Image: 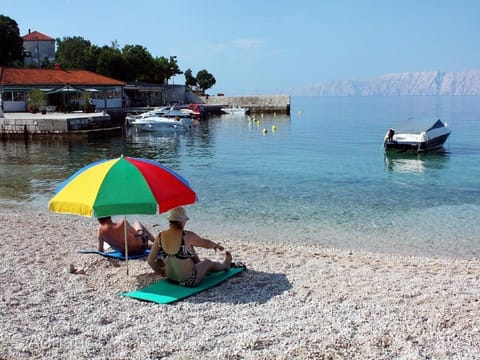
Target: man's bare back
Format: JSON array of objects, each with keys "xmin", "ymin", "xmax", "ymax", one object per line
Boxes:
[{"xmin": 97, "ymin": 217, "xmax": 154, "ymax": 255}]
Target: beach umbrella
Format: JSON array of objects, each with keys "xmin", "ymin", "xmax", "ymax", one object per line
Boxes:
[{"xmin": 48, "ymin": 155, "xmax": 197, "ymax": 274}]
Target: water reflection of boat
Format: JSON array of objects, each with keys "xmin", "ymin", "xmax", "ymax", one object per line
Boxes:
[
  {"xmin": 128, "ymin": 131, "xmax": 182, "ymax": 143},
  {"xmin": 130, "ymin": 116, "xmax": 192, "ymax": 132},
  {"xmin": 126, "ymin": 130, "xmax": 184, "ymax": 164},
  {"xmin": 384, "ymin": 151, "xmax": 449, "ymax": 173}
]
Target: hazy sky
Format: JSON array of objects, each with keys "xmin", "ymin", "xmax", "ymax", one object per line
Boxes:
[{"xmin": 3, "ymin": 0, "xmax": 479, "ymax": 95}]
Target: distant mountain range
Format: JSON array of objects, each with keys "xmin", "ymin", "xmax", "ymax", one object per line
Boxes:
[{"xmin": 296, "ymin": 71, "xmax": 480, "ymax": 96}]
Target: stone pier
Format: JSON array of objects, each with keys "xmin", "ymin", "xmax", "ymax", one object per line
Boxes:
[
  {"xmin": 202, "ymin": 95, "xmax": 290, "ymax": 114},
  {"xmin": 0, "ymin": 112, "xmax": 121, "ymax": 139}
]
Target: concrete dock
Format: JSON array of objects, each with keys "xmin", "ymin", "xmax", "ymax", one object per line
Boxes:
[
  {"xmin": 0, "ymin": 94, "xmax": 291, "ymax": 139},
  {"xmin": 0, "ymin": 112, "xmax": 121, "ymax": 139}
]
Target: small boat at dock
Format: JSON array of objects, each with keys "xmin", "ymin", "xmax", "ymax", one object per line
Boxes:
[{"xmin": 221, "ymin": 105, "xmax": 249, "ymax": 115}]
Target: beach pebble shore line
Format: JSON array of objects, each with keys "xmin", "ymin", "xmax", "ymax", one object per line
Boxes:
[{"xmin": 0, "ymin": 205, "xmax": 479, "ymax": 359}]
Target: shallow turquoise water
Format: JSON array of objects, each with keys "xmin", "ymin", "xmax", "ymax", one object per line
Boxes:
[{"xmin": 1, "ymin": 96, "xmax": 479, "ymax": 258}]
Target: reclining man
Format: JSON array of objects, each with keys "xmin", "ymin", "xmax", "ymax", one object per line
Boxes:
[{"xmin": 97, "ymin": 216, "xmax": 155, "ymax": 255}]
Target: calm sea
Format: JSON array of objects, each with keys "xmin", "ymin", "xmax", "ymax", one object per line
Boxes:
[{"xmin": 1, "ymin": 96, "xmax": 479, "ymax": 258}]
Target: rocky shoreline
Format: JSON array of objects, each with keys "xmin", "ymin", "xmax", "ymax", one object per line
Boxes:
[{"xmin": 1, "ymin": 204, "xmax": 479, "ymax": 359}]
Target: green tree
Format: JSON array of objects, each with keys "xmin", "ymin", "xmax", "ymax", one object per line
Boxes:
[
  {"xmin": 27, "ymin": 89, "xmax": 47, "ymax": 113},
  {"xmin": 151, "ymin": 56, "xmax": 170, "ymax": 84},
  {"xmin": 196, "ymin": 69, "xmax": 216, "ymax": 92},
  {"xmin": 55, "ymin": 36, "xmax": 99, "ymax": 71},
  {"xmin": 184, "ymin": 68, "xmax": 197, "ymax": 88},
  {"xmin": 122, "ymin": 44, "xmax": 155, "ymax": 82},
  {"xmin": 41, "ymin": 57, "xmax": 53, "ymax": 69},
  {"xmin": 0, "ymin": 15, "xmax": 23, "ymax": 66},
  {"xmin": 167, "ymin": 56, "xmax": 182, "ymax": 82},
  {"xmin": 151, "ymin": 55, "xmax": 183, "ymax": 84},
  {"xmin": 96, "ymin": 45, "xmax": 126, "ymax": 80}
]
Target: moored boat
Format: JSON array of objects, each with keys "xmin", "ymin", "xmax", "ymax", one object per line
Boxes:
[
  {"xmin": 384, "ymin": 119, "xmax": 451, "ymax": 153},
  {"xmin": 126, "ymin": 106, "xmax": 191, "ymax": 124},
  {"xmin": 221, "ymin": 105, "xmax": 249, "ymax": 115}
]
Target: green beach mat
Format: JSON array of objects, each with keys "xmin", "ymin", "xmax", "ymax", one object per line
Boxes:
[{"xmin": 119, "ymin": 267, "xmax": 245, "ymax": 304}]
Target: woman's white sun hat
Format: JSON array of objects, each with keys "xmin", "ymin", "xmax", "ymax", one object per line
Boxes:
[{"xmin": 168, "ymin": 206, "xmax": 189, "ymax": 222}]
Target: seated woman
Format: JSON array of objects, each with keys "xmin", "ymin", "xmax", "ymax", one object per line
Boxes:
[{"xmin": 147, "ymin": 207, "xmax": 232, "ymax": 287}]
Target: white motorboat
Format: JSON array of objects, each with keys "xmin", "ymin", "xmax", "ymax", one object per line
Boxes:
[
  {"xmin": 126, "ymin": 107, "xmax": 168, "ymax": 123},
  {"xmin": 221, "ymin": 105, "xmax": 249, "ymax": 115},
  {"xmin": 126, "ymin": 106, "xmax": 191, "ymax": 124},
  {"xmin": 383, "ymin": 119, "xmax": 451, "ymax": 153},
  {"xmin": 130, "ymin": 115, "xmax": 192, "ymax": 132}
]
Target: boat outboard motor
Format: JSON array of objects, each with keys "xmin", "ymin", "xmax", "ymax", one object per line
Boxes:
[{"xmin": 384, "ymin": 128, "xmax": 395, "ymax": 142}]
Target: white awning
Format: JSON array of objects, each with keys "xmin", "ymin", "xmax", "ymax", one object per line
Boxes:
[{"xmin": 47, "ymin": 85, "xmax": 85, "ymax": 94}]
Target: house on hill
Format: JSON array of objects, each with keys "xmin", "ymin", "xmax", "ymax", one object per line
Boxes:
[
  {"xmin": 0, "ymin": 65, "xmax": 125, "ymax": 113},
  {"xmin": 22, "ymin": 30, "xmax": 56, "ymax": 67}
]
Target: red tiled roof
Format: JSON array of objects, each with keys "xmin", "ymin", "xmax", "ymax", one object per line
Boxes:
[
  {"xmin": 0, "ymin": 67, "xmax": 125, "ymax": 86},
  {"xmin": 22, "ymin": 31, "xmax": 54, "ymax": 41}
]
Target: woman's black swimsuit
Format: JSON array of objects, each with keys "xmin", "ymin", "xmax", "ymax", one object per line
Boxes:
[{"xmin": 160, "ymin": 231, "xmax": 197, "ymax": 287}]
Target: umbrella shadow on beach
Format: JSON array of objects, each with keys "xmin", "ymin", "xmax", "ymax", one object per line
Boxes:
[{"xmin": 134, "ymin": 269, "xmax": 292, "ymax": 304}]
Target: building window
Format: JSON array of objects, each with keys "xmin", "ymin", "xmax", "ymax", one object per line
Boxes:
[
  {"xmin": 1, "ymin": 91, "xmax": 12, "ymax": 101},
  {"xmin": 13, "ymin": 92, "xmax": 25, "ymax": 101}
]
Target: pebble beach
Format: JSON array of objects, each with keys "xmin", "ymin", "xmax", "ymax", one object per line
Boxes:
[{"xmin": 1, "ymin": 204, "xmax": 479, "ymax": 359}]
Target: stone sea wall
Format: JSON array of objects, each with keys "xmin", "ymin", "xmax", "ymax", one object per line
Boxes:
[{"xmin": 202, "ymin": 95, "xmax": 291, "ymax": 114}]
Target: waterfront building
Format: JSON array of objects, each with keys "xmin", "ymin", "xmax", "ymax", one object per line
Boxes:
[
  {"xmin": 22, "ymin": 30, "xmax": 56, "ymax": 67},
  {"xmin": 0, "ymin": 65, "xmax": 125, "ymax": 113}
]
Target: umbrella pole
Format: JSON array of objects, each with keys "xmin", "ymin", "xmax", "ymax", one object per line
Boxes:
[{"xmin": 124, "ymin": 216, "xmax": 129, "ymax": 275}]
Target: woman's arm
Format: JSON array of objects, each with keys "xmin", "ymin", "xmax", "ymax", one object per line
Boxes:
[
  {"xmin": 147, "ymin": 235, "xmax": 164, "ymax": 274},
  {"xmin": 187, "ymin": 231, "xmax": 224, "ymax": 251}
]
